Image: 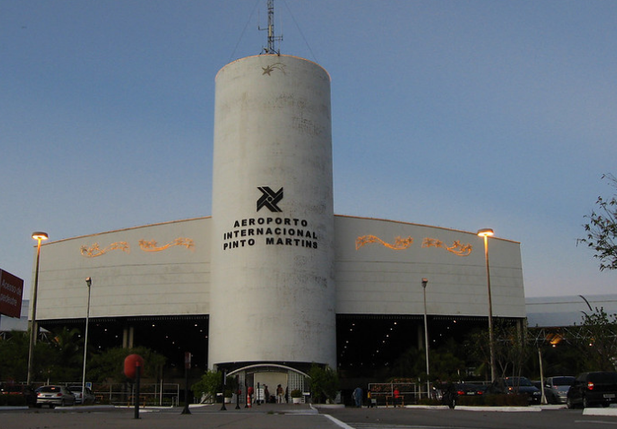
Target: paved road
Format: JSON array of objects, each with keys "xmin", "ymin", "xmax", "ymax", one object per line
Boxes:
[
  {"xmin": 325, "ymin": 405, "xmax": 617, "ymax": 429},
  {"xmin": 2, "ymin": 403, "xmax": 617, "ymax": 429},
  {"xmin": 0, "ymin": 403, "xmax": 341, "ymax": 429}
]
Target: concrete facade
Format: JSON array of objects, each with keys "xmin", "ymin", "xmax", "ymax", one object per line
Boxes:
[
  {"xmin": 31, "ymin": 214, "xmax": 525, "ymax": 325},
  {"xmin": 33, "ymin": 218, "xmax": 210, "ymax": 321},
  {"xmin": 334, "ymin": 216, "xmax": 524, "ymax": 318},
  {"xmin": 209, "ymin": 55, "xmax": 336, "ymax": 370}
]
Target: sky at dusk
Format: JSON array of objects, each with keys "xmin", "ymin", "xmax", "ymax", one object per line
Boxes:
[{"xmin": 2, "ymin": 0, "xmax": 616, "ymax": 301}]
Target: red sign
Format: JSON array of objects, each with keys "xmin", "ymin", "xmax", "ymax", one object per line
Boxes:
[{"xmin": 0, "ymin": 269, "xmax": 24, "ymax": 318}]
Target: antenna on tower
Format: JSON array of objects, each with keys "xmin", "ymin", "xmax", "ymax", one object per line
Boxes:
[{"xmin": 259, "ymin": 0, "xmax": 283, "ymax": 55}]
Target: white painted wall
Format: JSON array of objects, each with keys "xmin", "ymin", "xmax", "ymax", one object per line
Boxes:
[
  {"xmin": 209, "ymin": 54, "xmax": 336, "ymax": 369},
  {"xmin": 34, "ymin": 218, "xmax": 210, "ymax": 320},
  {"xmin": 334, "ymin": 215, "xmax": 526, "ymax": 318},
  {"xmin": 33, "ymin": 215, "xmax": 525, "ymax": 325}
]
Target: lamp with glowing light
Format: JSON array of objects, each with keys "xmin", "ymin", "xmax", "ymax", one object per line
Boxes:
[
  {"xmin": 477, "ymin": 228, "xmax": 496, "ymax": 382},
  {"xmin": 27, "ymin": 231, "xmax": 48, "ymax": 386}
]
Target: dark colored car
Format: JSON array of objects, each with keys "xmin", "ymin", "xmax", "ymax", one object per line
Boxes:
[
  {"xmin": 0, "ymin": 383, "xmax": 37, "ymax": 407},
  {"xmin": 488, "ymin": 376, "xmax": 542, "ymax": 404},
  {"xmin": 35, "ymin": 385, "xmax": 76, "ymax": 408},
  {"xmin": 566, "ymin": 371, "xmax": 617, "ymax": 408},
  {"xmin": 544, "ymin": 376, "xmax": 575, "ymax": 404},
  {"xmin": 454, "ymin": 383, "xmax": 485, "ymax": 397}
]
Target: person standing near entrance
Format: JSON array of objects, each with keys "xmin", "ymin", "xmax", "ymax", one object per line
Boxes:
[
  {"xmin": 353, "ymin": 386, "xmax": 363, "ymax": 407},
  {"xmin": 367, "ymin": 389, "xmax": 375, "ymax": 408},
  {"xmin": 276, "ymin": 384, "xmax": 284, "ymax": 403}
]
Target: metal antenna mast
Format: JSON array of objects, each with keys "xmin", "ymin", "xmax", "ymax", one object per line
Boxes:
[{"xmin": 259, "ymin": 0, "xmax": 283, "ymax": 54}]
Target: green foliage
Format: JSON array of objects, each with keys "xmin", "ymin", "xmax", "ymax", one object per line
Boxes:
[
  {"xmin": 464, "ymin": 321, "xmax": 531, "ymax": 380},
  {"xmin": 191, "ymin": 370, "xmax": 222, "ymax": 402},
  {"xmin": 388, "ymin": 338, "xmax": 466, "ymax": 383},
  {"xmin": 529, "ymin": 305, "xmax": 617, "ymax": 376},
  {"xmin": 580, "ymin": 173, "xmax": 617, "ymax": 271},
  {"xmin": 494, "ymin": 321, "xmax": 530, "ymax": 379},
  {"xmin": 290, "ymin": 389, "xmax": 302, "ymax": 398},
  {"xmin": 0, "ymin": 327, "xmax": 166, "ymax": 385},
  {"xmin": 0, "ymin": 331, "xmax": 29, "ymax": 382},
  {"xmin": 308, "ymin": 363, "xmax": 339, "ymax": 404},
  {"xmin": 46, "ymin": 327, "xmax": 83, "ymax": 381},
  {"xmin": 574, "ymin": 305, "xmax": 617, "ymax": 371},
  {"xmin": 463, "ymin": 329, "xmax": 491, "ymax": 379},
  {"xmin": 428, "ymin": 342, "xmax": 466, "ymax": 382},
  {"xmin": 389, "ymin": 347, "xmax": 425, "ymax": 379},
  {"xmin": 0, "ymin": 394, "xmax": 27, "ymax": 406},
  {"xmin": 0, "ymin": 327, "xmax": 85, "ymax": 383},
  {"xmin": 535, "ymin": 339, "xmax": 582, "ymax": 375},
  {"xmin": 87, "ymin": 346, "xmax": 166, "ymax": 383}
]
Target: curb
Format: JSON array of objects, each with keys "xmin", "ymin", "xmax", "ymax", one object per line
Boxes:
[
  {"xmin": 583, "ymin": 407, "xmax": 617, "ymax": 416},
  {"xmin": 454, "ymin": 405, "xmax": 542, "ymax": 412},
  {"xmin": 0, "ymin": 406, "xmax": 28, "ymax": 412}
]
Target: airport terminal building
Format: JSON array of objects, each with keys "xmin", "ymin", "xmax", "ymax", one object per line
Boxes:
[{"xmin": 29, "ymin": 52, "xmax": 526, "ymax": 391}]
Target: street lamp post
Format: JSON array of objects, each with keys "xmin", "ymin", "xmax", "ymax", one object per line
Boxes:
[
  {"xmin": 477, "ymin": 228, "xmax": 496, "ymax": 382},
  {"xmin": 422, "ymin": 278, "xmax": 430, "ymax": 398},
  {"xmin": 27, "ymin": 231, "xmax": 49, "ymax": 386},
  {"xmin": 81, "ymin": 277, "xmax": 92, "ymax": 403}
]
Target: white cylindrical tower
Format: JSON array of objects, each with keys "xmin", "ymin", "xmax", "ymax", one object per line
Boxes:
[{"xmin": 209, "ymin": 54, "xmax": 336, "ymax": 370}]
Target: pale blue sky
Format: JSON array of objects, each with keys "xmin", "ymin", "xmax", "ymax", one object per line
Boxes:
[{"xmin": 1, "ymin": 0, "xmax": 616, "ymax": 300}]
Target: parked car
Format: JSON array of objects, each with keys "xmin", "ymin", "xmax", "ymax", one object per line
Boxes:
[
  {"xmin": 567, "ymin": 372, "xmax": 617, "ymax": 409},
  {"xmin": 0, "ymin": 383, "xmax": 36, "ymax": 407},
  {"xmin": 488, "ymin": 377, "xmax": 542, "ymax": 404},
  {"xmin": 544, "ymin": 376, "xmax": 575, "ymax": 404},
  {"xmin": 35, "ymin": 385, "xmax": 76, "ymax": 408},
  {"xmin": 454, "ymin": 383, "xmax": 485, "ymax": 397},
  {"xmin": 68, "ymin": 386, "xmax": 95, "ymax": 405}
]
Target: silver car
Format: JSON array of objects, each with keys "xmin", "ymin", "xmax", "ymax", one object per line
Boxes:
[
  {"xmin": 35, "ymin": 385, "xmax": 76, "ymax": 408},
  {"xmin": 68, "ymin": 386, "xmax": 95, "ymax": 405},
  {"xmin": 545, "ymin": 376, "xmax": 575, "ymax": 404}
]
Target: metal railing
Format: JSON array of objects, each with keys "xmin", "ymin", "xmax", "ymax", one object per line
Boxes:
[
  {"xmin": 368, "ymin": 381, "xmax": 491, "ymax": 406},
  {"xmin": 92, "ymin": 383, "xmax": 180, "ymax": 407},
  {"xmin": 25, "ymin": 381, "xmax": 181, "ymax": 407},
  {"xmin": 368, "ymin": 382, "xmax": 421, "ymax": 406}
]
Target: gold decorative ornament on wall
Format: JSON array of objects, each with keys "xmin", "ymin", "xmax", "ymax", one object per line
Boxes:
[
  {"xmin": 422, "ymin": 238, "xmax": 473, "ymax": 256},
  {"xmin": 139, "ymin": 237, "xmax": 195, "ymax": 252},
  {"xmin": 355, "ymin": 235, "xmax": 414, "ymax": 251},
  {"xmin": 356, "ymin": 235, "xmax": 473, "ymax": 257},
  {"xmin": 80, "ymin": 238, "xmax": 196, "ymax": 257},
  {"xmin": 80, "ymin": 242, "xmax": 130, "ymax": 258}
]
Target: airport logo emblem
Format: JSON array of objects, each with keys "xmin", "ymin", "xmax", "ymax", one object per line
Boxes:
[
  {"xmin": 257, "ymin": 186, "xmax": 283, "ymax": 212},
  {"xmin": 221, "ymin": 187, "xmax": 318, "ymax": 251}
]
